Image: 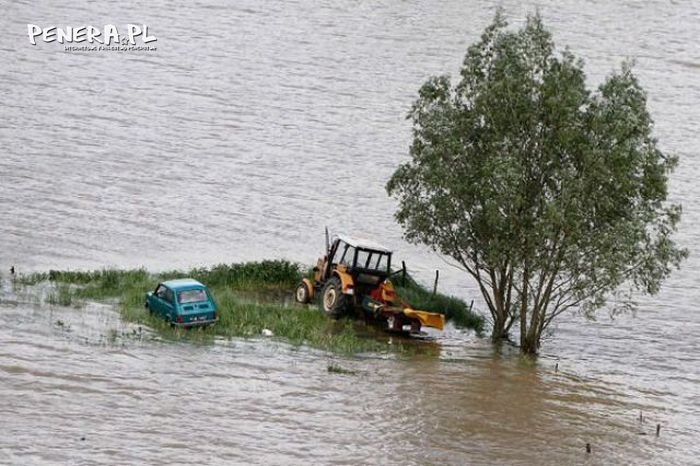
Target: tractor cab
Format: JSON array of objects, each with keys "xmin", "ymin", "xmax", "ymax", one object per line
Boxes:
[{"xmin": 321, "ymin": 234, "xmax": 392, "ymax": 291}]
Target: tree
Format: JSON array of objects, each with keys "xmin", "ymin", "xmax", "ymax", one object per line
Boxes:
[{"xmin": 386, "ymin": 12, "xmax": 687, "ymax": 354}]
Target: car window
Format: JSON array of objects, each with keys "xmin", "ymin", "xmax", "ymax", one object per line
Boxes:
[
  {"xmin": 155, "ymin": 284, "xmax": 167, "ymax": 298},
  {"xmin": 178, "ymin": 289, "xmax": 208, "ymax": 304},
  {"xmin": 164, "ymin": 288, "xmax": 175, "ymax": 305}
]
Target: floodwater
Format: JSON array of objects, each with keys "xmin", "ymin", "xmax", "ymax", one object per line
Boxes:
[{"xmin": 1, "ymin": 0, "xmax": 699, "ymax": 464}]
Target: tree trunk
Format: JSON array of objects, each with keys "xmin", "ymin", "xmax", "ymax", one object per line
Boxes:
[
  {"xmin": 476, "ymin": 269, "xmax": 510, "ymax": 342},
  {"xmin": 520, "ymin": 331, "xmax": 540, "ymax": 355},
  {"xmin": 490, "ymin": 311, "xmax": 508, "ymax": 341},
  {"xmin": 521, "ymin": 310, "xmax": 542, "ymax": 355},
  {"xmin": 519, "ymin": 267, "xmax": 529, "ymax": 349}
]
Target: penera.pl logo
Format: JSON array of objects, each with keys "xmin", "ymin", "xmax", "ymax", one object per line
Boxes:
[{"xmin": 27, "ymin": 24, "xmax": 157, "ymax": 51}]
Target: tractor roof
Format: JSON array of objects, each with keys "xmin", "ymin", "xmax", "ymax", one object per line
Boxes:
[{"xmin": 337, "ymin": 234, "xmax": 392, "ymax": 253}]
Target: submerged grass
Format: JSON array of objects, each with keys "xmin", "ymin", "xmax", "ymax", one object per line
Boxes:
[
  {"xmin": 17, "ymin": 259, "xmax": 483, "ymax": 353},
  {"xmin": 327, "ymin": 363, "xmax": 357, "ymax": 375},
  {"xmin": 46, "ymin": 283, "xmax": 74, "ymax": 306}
]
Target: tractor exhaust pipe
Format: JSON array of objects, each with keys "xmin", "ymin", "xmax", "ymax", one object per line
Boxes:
[{"xmin": 325, "ymin": 226, "xmax": 330, "ymax": 254}]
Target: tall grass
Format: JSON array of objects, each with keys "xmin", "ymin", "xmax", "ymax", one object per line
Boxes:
[
  {"xmin": 19, "ymin": 260, "xmax": 301, "ymax": 291},
  {"xmin": 162, "ymin": 260, "xmax": 301, "ymax": 290}
]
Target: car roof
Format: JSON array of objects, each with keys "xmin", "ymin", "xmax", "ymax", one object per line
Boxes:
[
  {"xmin": 336, "ymin": 234, "xmax": 392, "ymax": 253},
  {"xmin": 162, "ymin": 278, "xmax": 206, "ymax": 290}
]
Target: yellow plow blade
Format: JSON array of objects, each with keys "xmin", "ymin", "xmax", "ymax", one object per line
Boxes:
[{"xmin": 402, "ymin": 308, "xmax": 445, "ymax": 330}]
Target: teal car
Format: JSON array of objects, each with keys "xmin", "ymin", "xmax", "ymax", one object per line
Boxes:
[{"xmin": 145, "ymin": 279, "xmax": 218, "ymax": 327}]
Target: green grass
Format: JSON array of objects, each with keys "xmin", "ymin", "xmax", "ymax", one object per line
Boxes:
[{"xmin": 17, "ymin": 259, "xmax": 484, "ymax": 353}]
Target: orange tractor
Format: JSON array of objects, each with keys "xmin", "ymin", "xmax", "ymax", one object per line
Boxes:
[{"xmin": 295, "ymin": 232, "xmax": 444, "ymax": 333}]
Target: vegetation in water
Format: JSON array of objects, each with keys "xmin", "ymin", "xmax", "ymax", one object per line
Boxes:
[
  {"xmin": 15, "ymin": 260, "xmax": 481, "ymax": 354},
  {"xmin": 46, "ymin": 283, "xmax": 75, "ymax": 306},
  {"xmin": 327, "ymin": 363, "xmax": 357, "ymax": 375},
  {"xmin": 386, "ymin": 11, "xmax": 687, "ymax": 354}
]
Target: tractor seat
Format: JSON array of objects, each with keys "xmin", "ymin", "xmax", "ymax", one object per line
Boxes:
[{"xmin": 357, "ymin": 273, "xmax": 381, "ymax": 285}]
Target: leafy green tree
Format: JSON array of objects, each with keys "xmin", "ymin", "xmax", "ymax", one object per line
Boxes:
[{"xmin": 386, "ymin": 12, "xmax": 687, "ymax": 354}]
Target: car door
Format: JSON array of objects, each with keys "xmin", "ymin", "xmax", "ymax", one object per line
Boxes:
[
  {"xmin": 164, "ymin": 286, "xmax": 179, "ymax": 322},
  {"xmin": 151, "ymin": 284, "xmax": 169, "ymax": 318}
]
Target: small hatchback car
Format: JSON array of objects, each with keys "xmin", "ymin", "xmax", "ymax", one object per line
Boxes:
[{"xmin": 145, "ymin": 279, "xmax": 218, "ymax": 327}]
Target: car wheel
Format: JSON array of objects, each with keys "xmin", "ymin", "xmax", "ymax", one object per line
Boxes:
[
  {"xmin": 295, "ymin": 281, "xmax": 311, "ymax": 304},
  {"xmin": 319, "ymin": 277, "xmax": 348, "ymax": 318}
]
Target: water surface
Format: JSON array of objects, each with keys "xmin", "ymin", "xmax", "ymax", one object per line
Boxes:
[{"xmin": 1, "ymin": 0, "xmax": 699, "ymax": 464}]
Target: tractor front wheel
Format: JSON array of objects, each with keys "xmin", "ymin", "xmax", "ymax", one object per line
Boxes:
[
  {"xmin": 319, "ymin": 277, "xmax": 348, "ymax": 318},
  {"xmin": 295, "ymin": 281, "xmax": 311, "ymax": 304}
]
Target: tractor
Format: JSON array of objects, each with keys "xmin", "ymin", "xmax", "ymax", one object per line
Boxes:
[{"xmin": 294, "ymin": 232, "xmax": 444, "ymax": 333}]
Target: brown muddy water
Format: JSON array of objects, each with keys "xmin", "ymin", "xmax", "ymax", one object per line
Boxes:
[{"xmin": 1, "ymin": 0, "xmax": 699, "ymax": 464}]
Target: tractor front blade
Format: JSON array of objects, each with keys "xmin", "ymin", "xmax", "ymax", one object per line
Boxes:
[{"xmin": 402, "ymin": 308, "xmax": 445, "ymax": 330}]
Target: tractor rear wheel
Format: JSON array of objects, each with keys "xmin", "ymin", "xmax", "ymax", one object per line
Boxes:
[{"xmin": 319, "ymin": 277, "xmax": 348, "ymax": 318}]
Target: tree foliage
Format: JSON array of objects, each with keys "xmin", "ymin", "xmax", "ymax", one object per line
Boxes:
[{"xmin": 386, "ymin": 12, "xmax": 687, "ymax": 354}]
